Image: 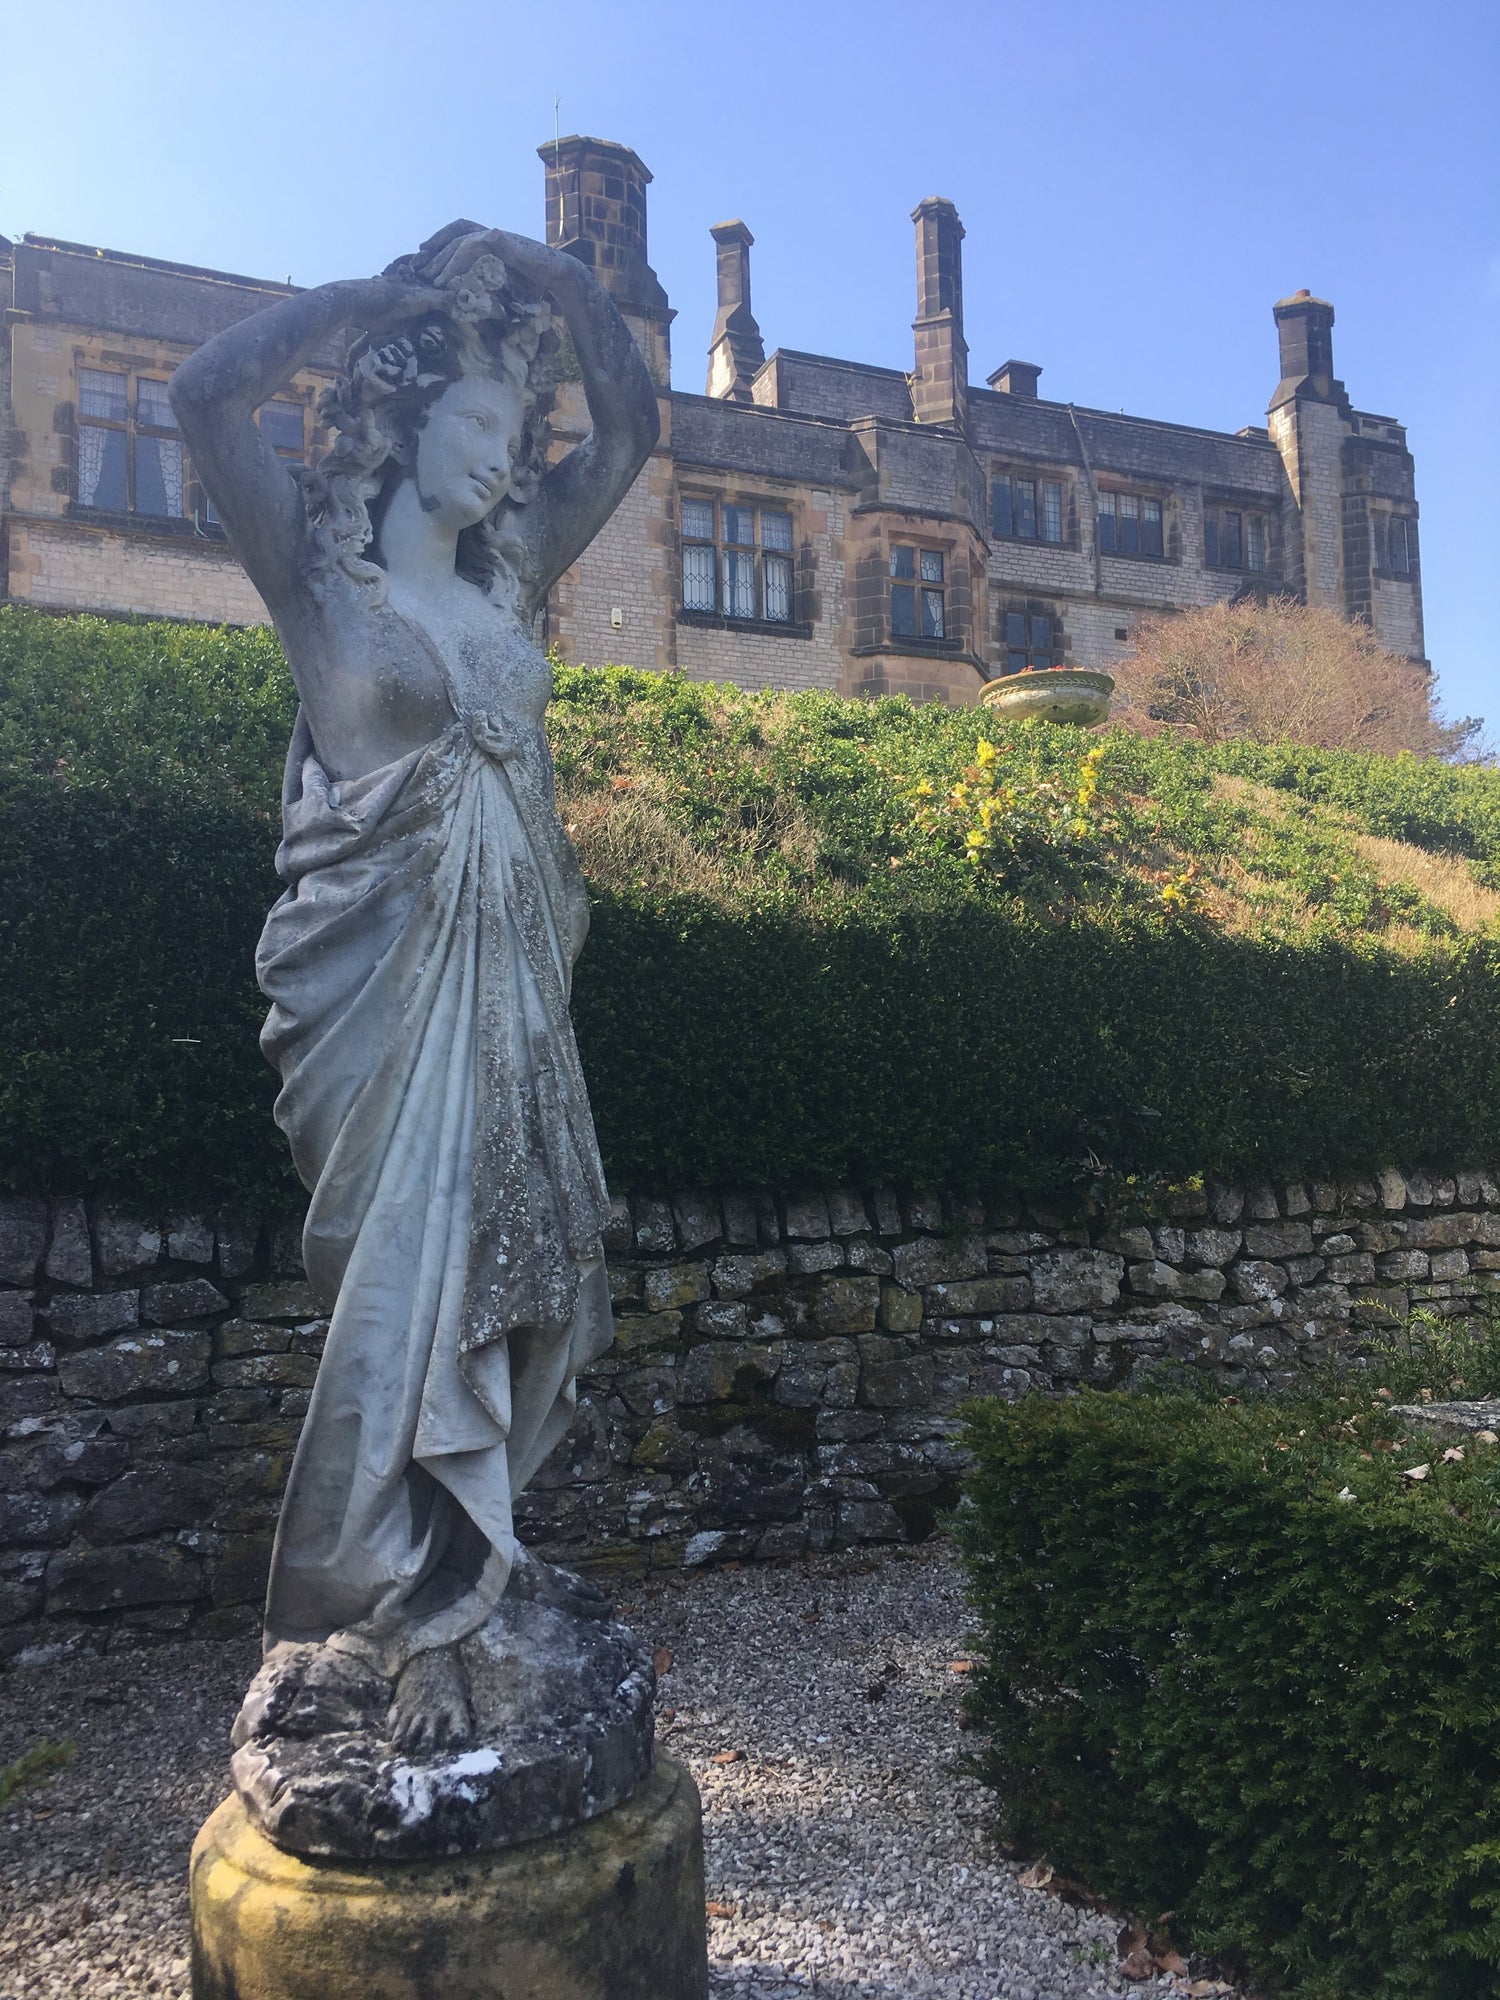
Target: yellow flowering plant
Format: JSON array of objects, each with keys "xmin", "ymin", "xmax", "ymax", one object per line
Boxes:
[{"xmin": 911, "ymin": 737, "xmax": 1113, "ymax": 881}]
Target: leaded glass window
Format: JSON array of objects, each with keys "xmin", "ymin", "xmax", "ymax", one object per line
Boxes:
[
  {"xmin": 723, "ymin": 547, "xmax": 756, "ymax": 619},
  {"xmin": 1205, "ymin": 503, "xmax": 1270, "ymax": 572},
  {"xmin": 994, "ymin": 473, "xmax": 1065, "ymax": 544},
  {"xmin": 134, "ymin": 435, "xmax": 185, "ymax": 517},
  {"xmin": 1046, "ymin": 482, "xmax": 1063, "ymax": 544},
  {"xmin": 890, "ymin": 547, "xmax": 946, "ymax": 644},
  {"xmin": 1118, "ymin": 492, "xmax": 1140, "ymax": 555},
  {"xmin": 75, "ymin": 366, "xmax": 185, "ymax": 517},
  {"xmin": 683, "ymin": 543, "xmax": 717, "ymax": 612},
  {"xmin": 1000, "ymin": 606, "xmax": 1058, "ymax": 675},
  {"xmin": 680, "ymin": 497, "xmax": 795, "ymax": 622},
  {"xmin": 1099, "ymin": 488, "xmax": 1167, "ymax": 559},
  {"xmin": 79, "ymin": 368, "xmax": 127, "ymax": 422},
  {"xmin": 259, "ymin": 401, "xmax": 305, "ymax": 459},
  {"xmin": 136, "ymin": 378, "xmax": 177, "ymax": 430}
]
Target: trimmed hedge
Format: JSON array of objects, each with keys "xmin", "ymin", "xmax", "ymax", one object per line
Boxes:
[
  {"xmin": 2, "ymin": 606, "xmax": 1499, "ymax": 1203},
  {"xmin": 955, "ymin": 1382, "xmax": 1500, "ymax": 1999}
]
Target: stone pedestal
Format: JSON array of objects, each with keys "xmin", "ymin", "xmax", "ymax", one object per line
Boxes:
[{"xmin": 191, "ymin": 1753, "xmax": 709, "ymax": 2000}]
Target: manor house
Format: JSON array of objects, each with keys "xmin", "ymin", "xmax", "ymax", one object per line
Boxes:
[{"xmin": 0, "ymin": 137, "xmax": 1425, "ymax": 702}]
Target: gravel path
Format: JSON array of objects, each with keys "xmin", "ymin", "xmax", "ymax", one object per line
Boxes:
[{"xmin": 0, "ymin": 1543, "xmax": 1240, "ymax": 1999}]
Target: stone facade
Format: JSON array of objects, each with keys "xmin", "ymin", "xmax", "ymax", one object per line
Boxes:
[
  {"xmin": 1, "ymin": 139, "xmax": 1425, "ymax": 693},
  {"xmin": 0, "ymin": 235, "xmax": 334, "ymax": 624},
  {"xmin": 3, "ymin": 1165, "xmax": 1495, "ymax": 1664}
]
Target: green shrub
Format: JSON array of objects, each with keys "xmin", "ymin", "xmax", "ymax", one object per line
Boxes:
[
  {"xmin": 2, "ymin": 604, "xmax": 1499, "ymax": 1204},
  {"xmin": 955, "ymin": 1372, "xmax": 1500, "ymax": 1998},
  {"xmin": 0, "ymin": 777, "xmax": 287, "ymax": 1203}
]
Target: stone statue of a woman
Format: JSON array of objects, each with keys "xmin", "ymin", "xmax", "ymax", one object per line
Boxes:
[{"xmin": 170, "ymin": 225, "xmax": 658, "ymax": 1763}]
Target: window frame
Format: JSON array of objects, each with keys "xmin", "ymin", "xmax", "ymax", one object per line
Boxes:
[
  {"xmin": 1203, "ymin": 499, "xmax": 1271, "ymax": 574},
  {"xmin": 678, "ymin": 493, "xmax": 797, "ymax": 627},
  {"xmin": 71, "ymin": 359, "xmax": 319, "ymax": 535},
  {"xmin": 998, "ymin": 604, "xmax": 1061, "ymax": 677},
  {"xmin": 888, "ymin": 542, "xmax": 949, "ymax": 645},
  {"xmin": 992, "ymin": 469, "xmax": 1066, "ymax": 546},
  {"xmin": 1372, "ymin": 511, "xmax": 1415, "ymax": 578},
  {"xmin": 1097, "ymin": 487, "xmax": 1165, "ymax": 560},
  {"xmin": 75, "ymin": 365, "xmax": 189, "ymax": 521}
]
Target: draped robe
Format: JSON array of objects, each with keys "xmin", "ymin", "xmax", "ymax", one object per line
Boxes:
[{"xmin": 255, "ymin": 628, "xmax": 612, "ymax": 1678}]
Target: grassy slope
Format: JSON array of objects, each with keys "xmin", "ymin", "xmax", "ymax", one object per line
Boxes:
[
  {"xmin": 3, "ymin": 607, "xmax": 1498, "ymax": 1200},
  {"xmin": 6, "ymin": 607, "xmax": 1497, "ymax": 948}
]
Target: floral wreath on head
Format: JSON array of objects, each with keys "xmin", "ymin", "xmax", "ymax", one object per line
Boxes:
[{"xmin": 298, "ymin": 250, "xmax": 562, "ymax": 608}]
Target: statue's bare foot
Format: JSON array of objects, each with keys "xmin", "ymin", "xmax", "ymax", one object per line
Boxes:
[
  {"xmin": 387, "ymin": 1644, "xmax": 473, "ymax": 1754},
  {"xmin": 508, "ymin": 1546, "xmax": 613, "ymax": 1621}
]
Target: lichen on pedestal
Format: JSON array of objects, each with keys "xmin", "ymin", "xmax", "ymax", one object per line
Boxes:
[
  {"xmin": 230, "ymin": 1592, "xmax": 656, "ymax": 1861},
  {"xmin": 192, "ymin": 1755, "xmax": 709, "ymax": 2000}
]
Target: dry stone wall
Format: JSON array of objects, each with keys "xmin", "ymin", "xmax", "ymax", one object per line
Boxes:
[{"xmin": 4, "ymin": 1167, "xmax": 1499, "ymax": 1665}]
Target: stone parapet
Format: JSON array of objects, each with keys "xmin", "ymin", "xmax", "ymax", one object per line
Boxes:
[{"xmin": 3, "ymin": 1166, "xmax": 1498, "ymax": 1664}]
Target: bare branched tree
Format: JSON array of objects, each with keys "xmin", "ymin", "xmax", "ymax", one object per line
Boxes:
[{"xmin": 1109, "ymin": 597, "xmax": 1485, "ymax": 760}]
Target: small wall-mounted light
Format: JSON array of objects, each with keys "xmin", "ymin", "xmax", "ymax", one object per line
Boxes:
[{"xmin": 610, "ymin": 607, "xmax": 625, "ymax": 630}]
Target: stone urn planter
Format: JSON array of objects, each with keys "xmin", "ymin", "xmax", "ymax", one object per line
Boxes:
[{"xmin": 980, "ymin": 668, "xmax": 1114, "ymax": 727}]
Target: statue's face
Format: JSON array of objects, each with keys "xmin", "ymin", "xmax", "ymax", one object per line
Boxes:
[{"xmin": 411, "ymin": 375, "xmax": 522, "ymax": 530}]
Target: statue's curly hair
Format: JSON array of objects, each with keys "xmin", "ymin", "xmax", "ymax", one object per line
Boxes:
[{"xmin": 297, "ymin": 254, "xmax": 560, "ymax": 611}]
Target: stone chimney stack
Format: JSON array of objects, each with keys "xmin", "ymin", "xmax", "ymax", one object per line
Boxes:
[
  {"xmin": 1271, "ymin": 289, "xmax": 1341, "ymax": 407},
  {"xmin": 1267, "ymin": 289, "xmax": 1353, "ymax": 615},
  {"xmin": 987, "ymin": 360, "xmax": 1042, "ymax": 399},
  {"xmin": 705, "ymin": 220, "xmax": 765, "ymax": 402},
  {"xmin": 910, "ymin": 197, "xmax": 967, "ymax": 429},
  {"xmin": 538, "ymin": 134, "xmax": 674, "ymax": 381}
]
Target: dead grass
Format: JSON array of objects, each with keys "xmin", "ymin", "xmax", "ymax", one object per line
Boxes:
[
  {"xmin": 556, "ymin": 761, "xmax": 832, "ymax": 906},
  {"xmin": 1212, "ymin": 773, "xmax": 1290, "ymax": 818},
  {"xmin": 1353, "ymin": 833, "xmax": 1500, "ymax": 933},
  {"xmin": 559, "ymin": 789, "xmax": 737, "ymax": 899}
]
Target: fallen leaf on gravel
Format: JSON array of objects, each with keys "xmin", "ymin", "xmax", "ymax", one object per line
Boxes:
[
  {"xmin": 1156, "ymin": 1947, "xmax": 1189, "ymax": 1974},
  {"xmin": 1018, "ymin": 1862, "xmax": 1054, "ymax": 1890},
  {"xmin": 1187, "ymin": 1983, "xmax": 1234, "ymax": 1996},
  {"xmin": 948, "ymin": 1659, "xmax": 974, "ymax": 1674},
  {"xmin": 706, "ymin": 1901, "xmax": 737, "ymax": 1919},
  {"xmin": 652, "ymin": 1646, "xmax": 674, "ymax": 1675},
  {"xmin": 711, "ymin": 1749, "xmax": 746, "ymax": 1765},
  {"xmin": 1402, "ymin": 1464, "xmax": 1430, "ymax": 1481},
  {"xmin": 1119, "ymin": 1944, "xmax": 1156, "ymax": 1980}
]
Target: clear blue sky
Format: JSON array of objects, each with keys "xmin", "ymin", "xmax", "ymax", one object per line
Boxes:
[{"xmin": 3, "ymin": 0, "xmax": 1495, "ymax": 726}]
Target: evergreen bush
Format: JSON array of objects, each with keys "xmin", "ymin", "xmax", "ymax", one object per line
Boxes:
[{"xmin": 955, "ymin": 1363, "xmax": 1500, "ymax": 1998}]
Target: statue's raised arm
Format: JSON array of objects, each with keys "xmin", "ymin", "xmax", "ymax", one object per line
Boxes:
[
  {"xmin": 167, "ymin": 269, "xmax": 449, "ymax": 612},
  {"xmin": 169, "ymin": 224, "xmax": 659, "ymax": 629}
]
